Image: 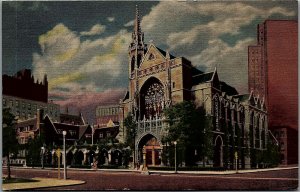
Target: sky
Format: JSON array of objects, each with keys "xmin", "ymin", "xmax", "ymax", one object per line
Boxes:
[{"xmin": 2, "ymin": 1, "xmax": 298, "ymax": 122}]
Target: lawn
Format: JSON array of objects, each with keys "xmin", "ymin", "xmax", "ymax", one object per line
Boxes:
[{"xmin": 2, "ymin": 177, "xmax": 38, "ymax": 184}]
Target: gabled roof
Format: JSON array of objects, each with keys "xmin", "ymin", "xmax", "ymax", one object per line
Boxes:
[
  {"xmin": 191, "ymin": 67, "xmax": 203, "ymax": 76},
  {"xmin": 78, "ymin": 125, "xmax": 90, "ymax": 140},
  {"xmin": 60, "ymin": 113, "xmax": 85, "ymax": 125},
  {"xmin": 192, "ymin": 72, "xmax": 214, "ymax": 85},
  {"xmin": 16, "ymin": 118, "xmax": 37, "ymax": 127},
  {"xmin": 156, "ymin": 47, "xmax": 176, "ymax": 59},
  {"xmin": 220, "ymin": 81, "xmax": 238, "ymax": 96}
]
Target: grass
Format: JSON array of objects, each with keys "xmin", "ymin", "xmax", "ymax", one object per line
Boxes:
[{"xmin": 2, "ymin": 177, "xmax": 38, "ymax": 184}]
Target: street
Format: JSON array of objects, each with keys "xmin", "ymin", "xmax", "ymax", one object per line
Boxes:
[{"xmin": 3, "ymin": 167, "xmax": 298, "ymax": 190}]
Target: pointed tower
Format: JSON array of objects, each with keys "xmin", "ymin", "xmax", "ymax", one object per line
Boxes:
[
  {"xmin": 129, "ymin": 5, "xmax": 146, "ymax": 75},
  {"xmin": 128, "ymin": 5, "xmax": 147, "ymax": 121}
]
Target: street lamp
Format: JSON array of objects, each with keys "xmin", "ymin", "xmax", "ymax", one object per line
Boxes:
[
  {"xmin": 174, "ymin": 141, "xmax": 177, "ymax": 174},
  {"xmin": 91, "ymin": 125, "xmax": 94, "ymax": 146},
  {"xmin": 131, "ymin": 128, "xmax": 136, "ymax": 169},
  {"xmin": 41, "ymin": 146, "xmax": 45, "ymax": 169},
  {"xmin": 63, "ymin": 130, "xmax": 67, "ymax": 180}
]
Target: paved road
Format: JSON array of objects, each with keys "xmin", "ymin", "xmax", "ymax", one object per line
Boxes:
[{"xmin": 3, "ymin": 167, "xmax": 298, "ymax": 190}]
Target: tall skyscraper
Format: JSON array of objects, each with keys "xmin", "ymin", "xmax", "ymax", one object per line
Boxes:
[{"xmin": 248, "ymin": 20, "xmax": 298, "ymax": 164}]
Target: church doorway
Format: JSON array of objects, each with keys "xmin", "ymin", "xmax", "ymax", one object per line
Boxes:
[
  {"xmin": 214, "ymin": 135, "xmax": 223, "ymax": 167},
  {"xmin": 137, "ymin": 134, "xmax": 162, "ymax": 166}
]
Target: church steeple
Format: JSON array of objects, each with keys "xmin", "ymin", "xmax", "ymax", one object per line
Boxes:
[
  {"xmin": 134, "ymin": 5, "xmax": 141, "ymax": 37},
  {"xmin": 128, "ymin": 5, "xmax": 148, "ymax": 122},
  {"xmin": 131, "ymin": 5, "xmax": 144, "ymax": 47}
]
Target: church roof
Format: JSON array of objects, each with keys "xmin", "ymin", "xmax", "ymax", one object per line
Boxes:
[
  {"xmin": 191, "ymin": 67, "xmax": 204, "ymax": 76},
  {"xmin": 220, "ymin": 81, "xmax": 238, "ymax": 96},
  {"xmin": 192, "ymin": 72, "xmax": 214, "ymax": 85},
  {"xmin": 156, "ymin": 47, "xmax": 176, "ymax": 59}
]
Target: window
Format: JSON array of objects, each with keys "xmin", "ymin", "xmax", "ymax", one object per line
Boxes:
[
  {"xmin": 280, "ymin": 131, "xmax": 285, "ymax": 137},
  {"xmin": 148, "ymin": 53, "xmax": 155, "ymax": 60},
  {"xmin": 280, "ymin": 142, "xmax": 285, "ymax": 150},
  {"xmin": 99, "ymin": 133, "xmax": 103, "ymax": 138},
  {"xmin": 144, "ymin": 82, "xmax": 165, "ymax": 119},
  {"xmin": 16, "ymin": 101, "xmax": 19, "ymax": 107},
  {"xmin": 172, "ymin": 82, "xmax": 175, "ymax": 88},
  {"xmin": 106, "ymin": 132, "xmax": 111, "ymax": 137},
  {"xmin": 10, "ymin": 100, "xmax": 13, "ymax": 107},
  {"xmin": 28, "ymin": 104, "xmax": 31, "ymax": 110},
  {"xmin": 69, "ymin": 130, "xmax": 76, "ymax": 136}
]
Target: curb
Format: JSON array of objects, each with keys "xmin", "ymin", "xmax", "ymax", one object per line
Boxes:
[{"xmin": 6, "ymin": 165, "xmax": 298, "ymax": 175}]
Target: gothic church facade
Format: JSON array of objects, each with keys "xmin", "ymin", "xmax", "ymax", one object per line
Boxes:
[{"xmin": 121, "ymin": 7, "xmax": 269, "ymax": 168}]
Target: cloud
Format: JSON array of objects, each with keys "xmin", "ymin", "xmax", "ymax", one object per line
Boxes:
[
  {"xmin": 80, "ymin": 24, "xmax": 106, "ymax": 36},
  {"xmin": 51, "ymin": 88, "xmax": 126, "ymax": 124},
  {"xmin": 191, "ymin": 38, "xmax": 255, "ymax": 93},
  {"xmin": 28, "ymin": 2, "xmax": 49, "ymax": 11},
  {"xmin": 124, "ymin": 20, "xmax": 134, "ymax": 27},
  {"xmin": 107, "ymin": 17, "xmax": 115, "ymax": 22},
  {"xmin": 141, "ymin": 1, "xmax": 296, "ymax": 93},
  {"xmin": 6, "ymin": 1, "xmax": 49, "ymax": 11},
  {"xmin": 33, "ymin": 23, "xmax": 131, "ymax": 95}
]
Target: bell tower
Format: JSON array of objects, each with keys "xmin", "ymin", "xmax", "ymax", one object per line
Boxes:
[
  {"xmin": 129, "ymin": 5, "xmax": 146, "ymax": 75},
  {"xmin": 128, "ymin": 5, "xmax": 147, "ymax": 121}
]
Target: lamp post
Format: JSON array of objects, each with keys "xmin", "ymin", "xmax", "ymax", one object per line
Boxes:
[
  {"xmin": 174, "ymin": 141, "xmax": 177, "ymax": 174},
  {"xmin": 63, "ymin": 130, "xmax": 67, "ymax": 180},
  {"xmin": 41, "ymin": 146, "xmax": 45, "ymax": 169},
  {"xmin": 91, "ymin": 125, "xmax": 94, "ymax": 146},
  {"xmin": 131, "ymin": 128, "xmax": 136, "ymax": 169}
]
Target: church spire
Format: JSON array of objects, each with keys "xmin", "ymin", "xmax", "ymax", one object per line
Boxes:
[
  {"xmin": 134, "ymin": 5, "xmax": 141, "ymax": 36},
  {"xmin": 131, "ymin": 5, "xmax": 144, "ymax": 46}
]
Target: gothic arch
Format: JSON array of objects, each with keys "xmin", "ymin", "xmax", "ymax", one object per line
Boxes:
[
  {"xmin": 214, "ymin": 135, "xmax": 223, "ymax": 167},
  {"xmin": 140, "ymin": 77, "xmax": 165, "ymax": 119},
  {"xmin": 136, "ymin": 133, "xmax": 162, "ymax": 166},
  {"xmin": 136, "ymin": 132, "xmax": 162, "ymax": 148}
]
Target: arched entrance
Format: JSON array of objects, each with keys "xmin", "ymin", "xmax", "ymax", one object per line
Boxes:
[
  {"xmin": 137, "ymin": 134, "xmax": 162, "ymax": 166},
  {"xmin": 66, "ymin": 151, "xmax": 73, "ymax": 165},
  {"xmin": 97, "ymin": 149, "xmax": 108, "ymax": 166},
  {"xmin": 74, "ymin": 150, "xmax": 84, "ymax": 165},
  {"xmin": 214, "ymin": 135, "xmax": 223, "ymax": 167},
  {"xmin": 112, "ymin": 150, "xmax": 122, "ymax": 166}
]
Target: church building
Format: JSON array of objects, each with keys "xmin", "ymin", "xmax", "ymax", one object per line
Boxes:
[{"xmin": 121, "ymin": 7, "xmax": 269, "ymax": 169}]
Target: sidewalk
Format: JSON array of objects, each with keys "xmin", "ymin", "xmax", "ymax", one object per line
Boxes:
[
  {"xmin": 7, "ymin": 165, "xmax": 298, "ymax": 175},
  {"xmin": 2, "ymin": 177, "xmax": 85, "ymax": 191},
  {"xmin": 149, "ymin": 166, "xmax": 299, "ymax": 175}
]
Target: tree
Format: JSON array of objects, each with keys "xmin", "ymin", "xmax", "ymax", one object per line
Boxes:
[
  {"xmin": 123, "ymin": 113, "xmax": 137, "ymax": 166},
  {"xmin": 26, "ymin": 135, "xmax": 44, "ymax": 167},
  {"xmin": 124, "ymin": 113, "xmax": 137, "ymax": 150},
  {"xmin": 3, "ymin": 108, "xmax": 18, "ymax": 179},
  {"xmin": 163, "ymin": 101, "xmax": 213, "ymax": 166}
]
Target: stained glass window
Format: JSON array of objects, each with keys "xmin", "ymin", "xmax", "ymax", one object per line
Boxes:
[{"xmin": 144, "ymin": 83, "xmax": 164, "ymax": 119}]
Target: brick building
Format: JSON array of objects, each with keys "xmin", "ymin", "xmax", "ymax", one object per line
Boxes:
[
  {"xmin": 2, "ymin": 69, "xmax": 60, "ymax": 122},
  {"xmin": 248, "ymin": 20, "xmax": 298, "ymax": 164}
]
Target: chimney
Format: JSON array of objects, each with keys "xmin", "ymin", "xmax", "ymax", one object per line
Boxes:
[{"xmin": 36, "ymin": 109, "xmax": 44, "ymax": 130}]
